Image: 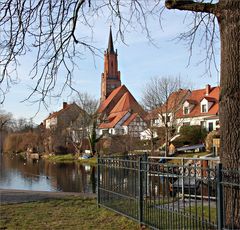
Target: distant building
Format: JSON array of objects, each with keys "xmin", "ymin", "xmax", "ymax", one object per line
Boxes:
[
  {"xmin": 97, "ymin": 28, "xmax": 147, "ymax": 137},
  {"xmin": 44, "ymin": 102, "xmax": 82, "ymax": 129}
]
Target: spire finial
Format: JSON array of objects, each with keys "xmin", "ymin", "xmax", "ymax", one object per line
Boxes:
[{"xmin": 108, "ymin": 26, "xmax": 114, "ymax": 54}]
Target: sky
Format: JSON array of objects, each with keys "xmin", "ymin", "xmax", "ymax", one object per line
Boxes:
[{"xmin": 1, "ymin": 8, "xmax": 220, "ymax": 125}]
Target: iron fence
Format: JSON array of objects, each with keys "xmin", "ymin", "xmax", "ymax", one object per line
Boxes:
[{"xmin": 97, "ymin": 154, "xmax": 240, "ymax": 230}]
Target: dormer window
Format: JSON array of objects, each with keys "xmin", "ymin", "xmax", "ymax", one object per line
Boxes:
[
  {"xmin": 201, "ymin": 104, "xmax": 207, "ymax": 113},
  {"xmin": 183, "ymin": 107, "xmax": 189, "ymax": 115}
]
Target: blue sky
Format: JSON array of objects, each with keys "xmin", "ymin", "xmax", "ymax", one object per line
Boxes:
[{"xmin": 1, "ymin": 9, "xmax": 220, "ymax": 124}]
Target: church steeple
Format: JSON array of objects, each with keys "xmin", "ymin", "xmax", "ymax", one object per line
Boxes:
[
  {"xmin": 100, "ymin": 28, "xmax": 121, "ymax": 103},
  {"xmin": 107, "ymin": 27, "xmax": 114, "ymax": 54}
]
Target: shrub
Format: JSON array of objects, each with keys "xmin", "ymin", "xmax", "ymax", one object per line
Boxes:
[{"xmin": 172, "ymin": 125, "xmax": 207, "ymax": 147}]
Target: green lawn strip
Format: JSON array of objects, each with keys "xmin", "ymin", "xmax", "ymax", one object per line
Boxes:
[
  {"xmin": 0, "ymin": 197, "xmax": 139, "ymax": 230},
  {"xmin": 44, "ymin": 154, "xmax": 97, "ymax": 165},
  {"xmin": 46, "ymin": 154, "xmax": 75, "ymax": 163},
  {"xmin": 77, "ymin": 157, "xmax": 97, "ymax": 165}
]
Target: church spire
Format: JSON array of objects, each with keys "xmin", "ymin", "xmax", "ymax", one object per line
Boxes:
[
  {"xmin": 107, "ymin": 27, "xmax": 114, "ymax": 54},
  {"xmin": 100, "ymin": 27, "xmax": 121, "ymax": 102}
]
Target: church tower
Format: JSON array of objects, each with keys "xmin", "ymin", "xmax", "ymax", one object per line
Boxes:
[{"xmin": 100, "ymin": 28, "xmax": 121, "ymax": 102}]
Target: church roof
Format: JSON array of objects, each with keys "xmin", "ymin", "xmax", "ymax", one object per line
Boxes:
[
  {"xmin": 111, "ymin": 91, "xmax": 140, "ymax": 113},
  {"xmin": 98, "ymin": 85, "xmax": 146, "ymax": 129},
  {"xmin": 98, "ymin": 111, "xmax": 128, "ymax": 129},
  {"xmin": 98, "ymin": 85, "xmax": 128, "ymax": 114},
  {"xmin": 122, "ymin": 113, "xmax": 138, "ymax": 126}
]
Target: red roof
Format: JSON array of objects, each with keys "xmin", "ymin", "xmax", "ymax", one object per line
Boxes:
[
  {"xmin": 98, "ymin": 111, "xmax": 128, "ymax": 129},
  {"xmin": 147, "ymin": 89, "xmax": 189, "ymax": 120},
  {"xmin": 177, "ymin": 86, "xmax": 220, "ymax": 118},
  {"xmin": 98, "ymin": 85, "xmax": 128, "ymax": 114},
  {"xmin": 98, "ymin": 85, "xmax": 146, "ymax": 129},
  {"xmin": 111, "ymin": 91, "xmax": 145, "ymax": 116},
  {"xmin": 45, "ymin": 103, "xmax": 73, "ymax": 120},
  {"xmin": 202, "ymin": 96, "xmax": 217, "ymax": 102},
  {"xmin": 122, "ymin": 113, "xmax": 138, "ymax": 126}
]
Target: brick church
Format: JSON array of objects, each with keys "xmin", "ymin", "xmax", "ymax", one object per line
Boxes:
[{"xmin": 97, "ymin": 28, "xmax": 147, "ymax": 137}]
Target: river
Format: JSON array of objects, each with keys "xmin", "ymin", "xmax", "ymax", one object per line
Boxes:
[{"xmin": 0, "ymin": 153, "xmax": 96, "ymax": 193}]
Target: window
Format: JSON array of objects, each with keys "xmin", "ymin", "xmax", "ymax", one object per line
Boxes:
[
  {"xmin": 162, "ymin": 116, "xmax": 170, "ymax": 123},
  {"xmin": 166, "ymin": 116, "xmax": 170, "ymax": 123},
  {"xmin": 208, "ymin": 122, "xmax": 213, "ymax": 132},
  {"xmin": 200, "ymin": 121, "xmax": 205, "ymax": 128},
  {"xmin": 183, "ymin": 107, "xmax": 189, "ymax": 115},
  {"xmin": 183, "ymin": 122, "xmax": 190, "ymax": 126},
  {"xmin": 202, "ymin": 104, "xmax": 207, "ymax": 113}
]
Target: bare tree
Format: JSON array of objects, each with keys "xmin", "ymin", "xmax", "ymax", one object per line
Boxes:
[
  {"xmin": 142, "ymin": 76, "xmax": 189, "ymax": 156},
  {"xmin": 0, "ymin": 110, "xmax": 13, "ymax": 152},
  {"xmin": 70, "ymin": 92, "xmax": 100, "ymax": 155}
]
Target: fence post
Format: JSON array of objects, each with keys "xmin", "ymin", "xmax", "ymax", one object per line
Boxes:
[
  {"xmin": 217, "ymin": 163, "xmax": 223, "ymax": 230},
  {"xmin": 97, "ymin": 156, "xmax": 100, "ymax": 208},
  {"xmin": 181, "ymin": 158, "xmax": 184, "ymax": 200},
  {"xmin": 138, "ymin": 156, "xmax": 143, "ymax": 226},
  {"xmin": 143, "ymin": 152, "xmax": 148, "ymax": 196}
]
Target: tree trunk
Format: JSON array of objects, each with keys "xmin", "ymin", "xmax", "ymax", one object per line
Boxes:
[
  {"xmin": 218, "ymin": 1, "xmax": 240, "ymax": 227},
  {"xmin": 165, "ymin": 0, "xmax": 240, "ymax": 227}
]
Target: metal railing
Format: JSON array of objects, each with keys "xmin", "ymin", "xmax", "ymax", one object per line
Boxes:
[{"xmin": 97, "ymin": 154, "xmax": 240, "ymax": 230}]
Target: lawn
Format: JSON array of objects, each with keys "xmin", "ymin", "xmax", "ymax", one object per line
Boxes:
[
  {"xmin": 45, "ymin": 154, "xmax": 97, "ymax": 165},
  {"xmin": 0, "ymin": 197, "xmax": 139, "ymax": 230}
]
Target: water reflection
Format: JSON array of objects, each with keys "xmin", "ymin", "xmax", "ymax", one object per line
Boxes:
[{"xmin": 0, "ymin": 153, "xmax": 96, "ymax": 193}]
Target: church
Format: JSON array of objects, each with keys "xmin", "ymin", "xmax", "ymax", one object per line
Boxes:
[{"xmin": 97, "ymin": 28, "xmax": 147, "ymax": 137}]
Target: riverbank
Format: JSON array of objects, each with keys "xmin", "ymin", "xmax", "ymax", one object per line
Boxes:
[
  {"xmin": 0, "ymin": 189, "xmax": 95, "ymax": 204},
  {"xmin": 0, "ymin": 189, "xmax": 139, "ymax": 229}
]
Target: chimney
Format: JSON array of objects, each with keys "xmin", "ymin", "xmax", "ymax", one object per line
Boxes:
[
  {"xmin": 205, "ymin": 84, "xmax": 211, "ymax": 95},
  {"xmin": 63, "ymin": 102, "xmax": 68, "ymax": 109}
]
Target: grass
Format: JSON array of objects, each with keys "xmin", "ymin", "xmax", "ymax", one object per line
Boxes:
[
  {"xmin": 101, "ymin": 197, "xmax": 217, "ymax": 229},
  {"xmin": 46, "ymin": 154, "xmax": 76, "ymax": 163},
  {"xmin": 77, "ymin": 157, "xmax": 97, "ymax": 165},
  {"xmin": 0, "ymin": 197, "xmax": 139, "ymax": 230},
  {"xmin": 44, "ymin": 154, "xmax": 97, "ymax": 165}
]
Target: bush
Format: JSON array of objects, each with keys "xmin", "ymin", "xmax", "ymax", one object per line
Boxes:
[{"xmin": 172, "ymin": 125, "xmax": 207, "ymax": 147}]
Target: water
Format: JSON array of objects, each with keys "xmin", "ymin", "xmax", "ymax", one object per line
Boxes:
[{"xmin": 0, "ymin": 153, "xmax": 96, "ymax": 193}]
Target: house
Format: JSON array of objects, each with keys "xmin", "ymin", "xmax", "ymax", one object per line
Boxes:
[
  {"xmin": 176, "ymin": 84, "xmax": 220, "ymax": 132},
  {"xmin": 145, "ymin": 84, "xmax": 220, "ymax": 139},
  {"xmin": 147, "ymin": 89, "xmax": 190, "ymax": 128},
  {"xmin": 97, "ymin": 28, "xmax": 147, "ymax": 137},
  {"xmin": 44, "ymin": 102, "xmax": 82, "ymax": 129}
]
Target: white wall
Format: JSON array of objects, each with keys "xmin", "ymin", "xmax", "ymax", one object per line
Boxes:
[{"xmin": 45, "ymin": 117, "xmax": 57, "ymax": 129}]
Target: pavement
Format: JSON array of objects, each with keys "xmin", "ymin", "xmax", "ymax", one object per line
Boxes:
[{"xmin": 0, "ymin": 189, "xmax": 96, "ymax": 204}]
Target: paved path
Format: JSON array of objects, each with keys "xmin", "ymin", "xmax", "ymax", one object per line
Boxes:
[{"xmin": 0, "ymin": 189, "xmax": 96, "ymax": 204}]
